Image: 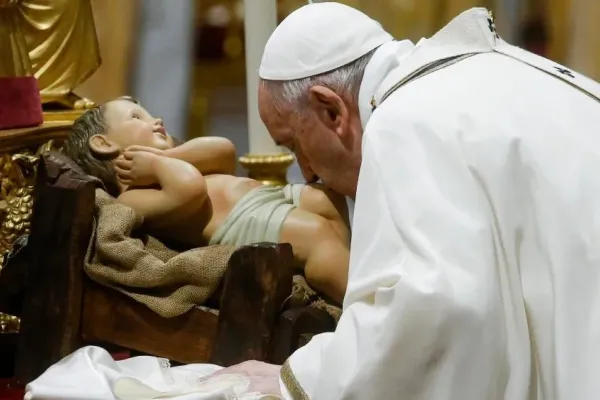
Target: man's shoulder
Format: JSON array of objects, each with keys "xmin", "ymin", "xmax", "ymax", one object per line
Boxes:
[
  {"xmin": 365, "ymin": 64, "xmax": 478, "ymax": 134},
  {"xmin": 363, "ymin": 56, "xmax": 519, "ymax": 146},
  {"xmin": 369, "ymin": 50, "xmax": 586, "ymax": 131}
]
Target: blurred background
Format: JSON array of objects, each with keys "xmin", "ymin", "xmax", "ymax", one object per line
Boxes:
[{"xmin": 75, "ymin": 0, "xmax": 600, "ymax": 181}]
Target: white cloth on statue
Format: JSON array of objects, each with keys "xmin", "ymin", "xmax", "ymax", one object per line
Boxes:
[
  {"xmin": 280, "ymin": 7, "xmax": 600, "ymax": 400},
  {"xmin": 258, "ymin": 2, "xmax": 393, "ymax": 81},
  {"xmin": 25, "ymin": 346, "xmax": 277, "ymax": 400}
]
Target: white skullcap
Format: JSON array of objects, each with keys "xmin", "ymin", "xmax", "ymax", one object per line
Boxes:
[{"xmin": 259, "ymin": 2, "xmax": 393, "ymax": 81}]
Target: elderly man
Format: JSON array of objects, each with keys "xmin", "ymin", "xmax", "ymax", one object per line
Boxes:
[{"xmin": 225, "ymin": 3, "xmax": 600, "ymax": 400}]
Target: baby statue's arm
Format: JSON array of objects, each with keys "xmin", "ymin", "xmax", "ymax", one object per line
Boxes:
[
  {"xmin": 117, "ymin": 154, "xmax": 207, "ymax": 229},
  {"xmin": 164, "ymin": 137, "xmax": 237, "ymax": 175}
]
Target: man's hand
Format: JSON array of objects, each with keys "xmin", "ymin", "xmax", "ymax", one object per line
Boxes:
[
  {"xmin": 115, "ymin": 150, "xmax": 160, "ymax": 187},
  {"xmin": 206, "ymin": 361, "xmax": 281, "ymax": 396}
]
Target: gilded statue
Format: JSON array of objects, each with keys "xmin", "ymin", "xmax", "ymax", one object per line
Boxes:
[{"xmin": 0, "ymin": 0, "xmax": 100, "ymax": 109}]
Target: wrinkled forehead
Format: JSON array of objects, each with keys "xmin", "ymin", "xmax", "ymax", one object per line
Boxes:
[{"xmin": 103, "ymin": 99, "xmax": 149, "ymax": 124}]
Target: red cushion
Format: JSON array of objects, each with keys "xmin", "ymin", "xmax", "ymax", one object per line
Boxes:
[
  {"xmin": 0, "ymin": 77, "xmax": 43, "ymax": 130},
  {"xmin": 0, "ymin": 379, "xmax": 23, "ymax": 400}
]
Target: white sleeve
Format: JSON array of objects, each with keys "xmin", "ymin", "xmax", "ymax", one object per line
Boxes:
[{"xmin": 282, "ymin": 111, "xmax": 511, "ymax": 399}]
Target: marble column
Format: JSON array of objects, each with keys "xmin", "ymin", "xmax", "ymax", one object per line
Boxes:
[
  {"xmin": 243, "ymin": 0, "xmax": 281, "ymax": 154},
  {"xmin": 239, "ymin": 0, "xmax": 293, "ymax": 186},
  {"xmin": 131, "ymin": 0, "xmax": 195, "ymax": 141},
  {"xmin": 494, "ymin": 0, "xmax": 524, "ymax": 43}
]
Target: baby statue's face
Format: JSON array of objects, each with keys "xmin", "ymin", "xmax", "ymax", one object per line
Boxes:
[{"xmin": 103, "ymin": 99, "xmax": 175, "ymax": 152}]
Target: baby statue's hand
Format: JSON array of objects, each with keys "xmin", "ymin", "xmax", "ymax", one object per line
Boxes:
[
  {"xmin": 124, "ymin": 145, "xmax": 165, "ymax": 156},
  {"xmin": 115, "ymin": 150, "xmax": 160, "ymax": 187}
]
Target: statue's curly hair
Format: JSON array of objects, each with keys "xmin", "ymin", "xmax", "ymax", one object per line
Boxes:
[{"xmin": 62, "ymin": 96, "xmax": 138, "ymax": 197}]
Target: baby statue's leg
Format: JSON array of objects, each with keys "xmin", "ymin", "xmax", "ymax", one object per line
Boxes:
[
  {"xmin": 279, "ymin": 207, "xmax": 350, "ymax": 304},
  {"xmin": 295, "ymin": 184, "xmax": 351, "ymax": 244}
]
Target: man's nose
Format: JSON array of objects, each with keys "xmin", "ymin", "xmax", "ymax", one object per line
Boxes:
[{"xmin": 153, "ymin": 118, "xmax": 163, "ymax": 126}]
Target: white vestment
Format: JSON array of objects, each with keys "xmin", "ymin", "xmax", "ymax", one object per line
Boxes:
[
  {"xmin": 281, "ymin": 8, "xmax": 600, "ymax": 400},
  {"xmin": 25, "ymin": 346, "xmax": 278, "ymax": 400}
]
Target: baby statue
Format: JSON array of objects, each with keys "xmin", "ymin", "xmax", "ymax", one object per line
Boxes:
[{"xmin": 63, "ymin": 96, "xmax": 351, "ymax": 303}]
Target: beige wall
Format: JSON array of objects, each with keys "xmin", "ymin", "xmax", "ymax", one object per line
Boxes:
[
  {"xmin": 358, "ymin": 0, "xmax": 436, "ymax": 40},
  {"xmin": 545, "ymin": 0, "xmax": 570, "ymax": 64},
  {"xmin": 441, "ymin": 0, "xmax": 489, "ymax": 24},
  {"xmin": 354, "ymin": 0, "xmax": 599, "ymax": 82},
  {"xmin": 568, "ymin": 0, "xmax": 600, "ymax": 80},
  {"xmin": 75, "ymin": 0, "xmax": 139, "ymax": 103},
  {"xmin": 355, "ymin": 0, "xmax": 486, "ymax": 41}
]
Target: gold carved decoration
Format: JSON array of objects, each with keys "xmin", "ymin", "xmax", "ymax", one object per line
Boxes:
[
  {"xmin": 0, "ymin": 154, "xmax": 36, "ymax": 266},
  {"xmin": 0, "ymin": 140, "xmax": 57, "ymax": 267},
  {"xmin": 0, "ymin": 140, "xmax": 59, "ymax": 335},
  {"xmin": 0, "ymin": 313, "xmax": 20, "ymax": 334},
  {"xmin": 239, "ymin": 153, "xmax": 295, "ymax": 187}
]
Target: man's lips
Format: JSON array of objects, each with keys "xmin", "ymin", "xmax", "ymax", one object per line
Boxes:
[{"xmin": 154, "ymin": 126, "xmax": 167, "ymax": 138}]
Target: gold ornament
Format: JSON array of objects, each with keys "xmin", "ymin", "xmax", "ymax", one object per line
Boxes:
[
  {"xmin": 0, "ymin": 140, "xmax": 58, "ymax": 268},
  {"xmin": 0, "ymin": 312, "xmax": 19, "ymax": 334},
  {"xmin": 0, "ymin": 140, "xmax": 60, "ymax": 335},
  {"xmin": 238, "ymin": 153, "xmax": 295, "ymax": 186}
]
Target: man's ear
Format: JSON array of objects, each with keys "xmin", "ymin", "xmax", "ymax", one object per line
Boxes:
[
  {"xmin": 308, "ymin": 85, "xmax": 349, "ymax": 135},
  {"xmin": 89, "ymin": 134, "xmax": 120, "ymax": 158}
]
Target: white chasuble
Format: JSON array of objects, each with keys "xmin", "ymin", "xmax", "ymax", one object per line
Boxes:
[{"xmin": 281, "ymin": 8, "xmax": 600, "ymax": 400}]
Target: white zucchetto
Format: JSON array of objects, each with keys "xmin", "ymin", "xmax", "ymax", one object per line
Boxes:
[{"xmin": 259, "ymin": 2, "xmax": 393, "ymax": 81}]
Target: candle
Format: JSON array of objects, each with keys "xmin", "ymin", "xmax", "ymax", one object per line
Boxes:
[{"xmin": 243, "ymin": 0, "xmax": 281, "ymax": 154}]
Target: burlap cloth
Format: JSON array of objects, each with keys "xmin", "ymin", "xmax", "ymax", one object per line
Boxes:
[
  {"xmin": 289, "ymin": 276, "xmax": 342, "ymax": 322},
  {"xmin": 85, "ymin": 188, "xmax": 342, "ymax": 322}
]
